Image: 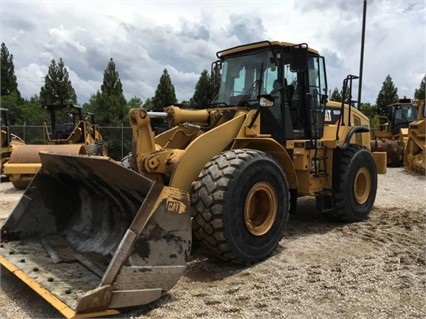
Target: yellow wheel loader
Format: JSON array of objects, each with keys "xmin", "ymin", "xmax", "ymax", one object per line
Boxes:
[
  {"xmin": 403, "ymin": 99, "xmax": 425, "ymax": 175},
  {"xmin": 0, "ymin": 41, "xmax": 386, "ymax": 318},
  {"xmin": 370, "ymin": 98, "xmax": 419, "ymax": 166},
  {"xmin": 1, "ymin": 108, "xmax": 25, "ymax": 177},
  {"xmin": 3, "ymin": 104, "xmax": 107, "ymax": 189}
]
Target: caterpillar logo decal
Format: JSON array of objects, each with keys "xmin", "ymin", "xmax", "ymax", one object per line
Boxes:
[{"xmin": 167, "ymin": 200, "xmax": 181, "ymax": 213}]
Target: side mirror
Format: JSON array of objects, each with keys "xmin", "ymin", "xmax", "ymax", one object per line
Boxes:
[{"xmin": 258, "ymin": 95, "xmax": 275, "ymax": 108}]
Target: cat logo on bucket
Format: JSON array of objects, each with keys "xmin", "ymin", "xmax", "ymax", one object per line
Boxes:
[{"xmin": 167, "ymin": 200, "xmax": 181, "ymax": 214}]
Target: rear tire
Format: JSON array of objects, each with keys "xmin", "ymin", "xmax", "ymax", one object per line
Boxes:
[
  {"xmin": 121, "ymin": 152, "xmax": 135, "ymax": 170},
  {"xmin": 11, "ymin": 179, "xmax": 29, "ymax": 190},
  {"xmin": 86, "ymin": 140, "xmax": 107, "ymax": 156},
  {"xmin": 326, "ymin": 145, "xmax": 377, "ymax": 222},
  {"xmin": 192, "ymin": 149, "xmax": 289, "ymax": 264}
]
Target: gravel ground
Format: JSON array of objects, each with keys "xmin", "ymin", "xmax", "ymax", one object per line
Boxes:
[{"xmin": 0, "ymin": 167, "xmax": 425, "ymax": 319}]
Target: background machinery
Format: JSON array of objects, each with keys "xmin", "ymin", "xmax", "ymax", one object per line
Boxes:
[
  {"xmin": 0, "ymin": 41, "xmax": 386, "ymax": 318},
  {"xmin": 370, "ymin": 97, "xmax": 418, "ymax": 166},
  {"xmin": 3, "ymin": 103, "xmax": 107, "ymax": 189},
  {"xmin": 403, "ymin": 99, "xmax": 425, "ymax": 175},
  {"xmin": 0, "ymin": 107, "xmax": 25, "ymax": 177}
]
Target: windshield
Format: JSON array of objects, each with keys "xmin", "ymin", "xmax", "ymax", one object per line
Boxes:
[
  {"xmin": 216, "ymin": 49, "xmax": 276, "ymax": 106},
  {"xmin": 394, "ymin": 104, "xmax": 418, "ymax": 122}
]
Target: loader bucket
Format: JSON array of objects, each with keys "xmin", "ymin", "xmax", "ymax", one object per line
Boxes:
[{"xmin": 0, "ymin": 152, "xmax": 191, "ymax": 318}]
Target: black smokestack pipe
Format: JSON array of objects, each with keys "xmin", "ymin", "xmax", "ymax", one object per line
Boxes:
[{"xmin": 358, "ymin": 0, "xmax": 367, "ymax": 108}]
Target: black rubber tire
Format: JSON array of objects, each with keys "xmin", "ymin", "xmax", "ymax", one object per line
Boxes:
[
  {"xmin": 11, "ymin": 179, "xmax": 30, "ymax": 190},
  {"xmin": 191, "ymin": 149, "xmax": 289, "ymax": 264},
  {"xmin": 121, "ymin": 152, "xmax": 136, "ymax": 170},
  {"xmin": 326, "ymin": 145, "xmax": 377, "ymax": 222},
  {"xmin": 86, "ymin": 140, "xmax": 107, "ymax": 156}
]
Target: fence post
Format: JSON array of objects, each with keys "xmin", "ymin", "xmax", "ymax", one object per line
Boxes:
[
  {"xmin": 23, "ymin": 121, "xmax": 26, "ymax": 141},
  {"xmin": 121, "ymin": 122, "xmax": 124, "ymax": 159}
]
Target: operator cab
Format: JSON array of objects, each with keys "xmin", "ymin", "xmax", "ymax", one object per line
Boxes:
[
  {"xmin": 213, "ymin": 41, "xmax": 328, "ymax": 143},
  {"xmin": 43, "ymin": 104, "xmax": 90, "ymax": 142},
  {"xmin": 385, "ymin": 98, "xmax": 418, "ymax": 135}
]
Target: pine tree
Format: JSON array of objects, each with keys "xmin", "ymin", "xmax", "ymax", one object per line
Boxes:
[
  {"xmin": 127, "ymin": 96, "xmax": 143, "ymax": 109},
  {"xmin": 0, "ymin": 42, "xmax": 20, "ymax": 98},
  {"xmin": 101, "ymin": 58, "xmax": 125, "ymax": 97},
  {"xmin": 152, "ymin": 68, "xmax": 177, "ymax": 111},
  {"xmin": 330, "ymin": 88, "xmax": 341, "ymax": 102},
  {"xmin": 0, "ymin": 43, "xmax": 23, "ymax": 124},
  {"xmin": 100, "ymin": 58, "xmax": 127, "ymax": 123},
  {"xmin": 84, "ymin": 58, "xmax": 127, "ymax": 125},
  {"xmin": 142, "ymin": 97, "xmax": 154, "ymax": 110},
  {"xmin": 340, "ymin": 86, "xmax": 352, "ymax": 104},
  {"xmin": 39, "ymin": 58, "xmax": 77, "ymax": 106},
  {"xmin": 375, "ymin": 74, "xmax": 398, "ymax": 116},
  {"xmin": 414, "ymin": 74, "xmax": 425, "ymax": 100},
  {"xmin": 190, "ymin": 69, "xmax": 216, "ymax": 109}
]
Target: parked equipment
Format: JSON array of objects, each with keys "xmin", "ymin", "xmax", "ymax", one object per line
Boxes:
[
  {"xmin": 0, "ymin": 41, "xmax": 386, "ymax": 318},
  {"xmin": 3, "ymin": 104, "xmax": 107, "ymax": 189},
  {"xmin": 370, "ymin": 98, "xmax": 418, "ymax": 166},
  {"xmin": 403, "ymin": 99, "xmax": 425, "ymax": 175},
  {"xmin": 0, "ymin": 108, "xmax": 25, "ymax": 177}
]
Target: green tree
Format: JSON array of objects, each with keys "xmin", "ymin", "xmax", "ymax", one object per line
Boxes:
[
  {"xmin": 3, "ymin": 95, "xmax": 49, "ymax": 143},
  {"xmin": 0, "ymin": 93, "xmax": 22, "ymax": 124},
  {"xmin": 20, "ymin": 96, "xmax": 48, "ymax": 125},
  {"xmin": 330, "ymin": 87, "xmax": 341, "ymax": 102},
  {"xmin": 152, "ymin": 68, "xmax": 177, "ymax": 111},
  {"xmin": 39, "ymin": 58, "xmax": 77, "ymax": 106},
  {"xmin": 359, "ymin": 102, "xmax": 377, "ymax": 119},
  {"xmin": 330, "ymin": 86, "xmax": 351, "ymax": 104},
  {"xmin": 190, "ymin": 69, "xmax": 216, "ymax": 109},
  {"xmin": 142, "ymin": 97, "xmax": 154, "ymax": 110},
  {"xmin": 0, "ymin": 43, "xmax": 22, "ymax": 124},
  {"xmin": 375, "ymin": 74, "xmax": 398, "ymax": 116},
  {"xmin": 127, "ymin": 96, "xmax": 143, "ymax": 109},
  {"xmin": 1, "ymin": 42, "xmax": 20, "ymax": 98},
  {"xmin": 101, "ymin": 58, "xmax": 125, "ymax": 98},
  {"xmin": 84, "ymin": 58, "xmax": 127, "ymax": 125},
  {"xmin": 83, "ymin": 58, "xmax": 128, "ymax": 160},
  {"xmin": 340, "ymin": 86, "xmax": 352, "ymax": 104},
  {"xmin": 414, "ymin": 74, "xmax": 425, "ymax": 100}
]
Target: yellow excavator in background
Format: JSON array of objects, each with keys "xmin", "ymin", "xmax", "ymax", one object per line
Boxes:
[
  {"xmin": 0, "ymin": 40, "xmax": 386, "ymax": 318},
  {"xmin": 370, "ymin": 97, "xmax": 418, "ymax": 167},
  {"xmin": 403, "ymin": 99, "xmax": 425, "ymax": 175},
  {"xmin": 3, "ymin": 103, "xmax": 107, "ymax": 189},
  {"xmin": 1, "ymin": 107, "xmax": 25, "ymax": 177}
]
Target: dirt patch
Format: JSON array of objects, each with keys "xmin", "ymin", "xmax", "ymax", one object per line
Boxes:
[{"xmin": 0, "ymin": 168, "xmax": 425, "ymax": 318}]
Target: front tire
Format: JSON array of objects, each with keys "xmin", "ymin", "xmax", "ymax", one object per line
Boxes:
[
  {"xmin": 192, "ymin": 149, "xmax": 289, "ymax": 264},
  {"xmin": 326, "ymin": 145, "xmax": 377, "ymax": 222}
]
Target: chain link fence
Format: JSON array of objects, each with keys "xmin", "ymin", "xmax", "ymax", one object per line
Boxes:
[{"xmin": 10, "ymin": 124, "xmax": 133, "ymax": 161}]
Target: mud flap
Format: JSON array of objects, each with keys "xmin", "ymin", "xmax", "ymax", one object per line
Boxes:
[{"xmin": 0, "ymin": 152, "xmax": 191, "ymax": 318}]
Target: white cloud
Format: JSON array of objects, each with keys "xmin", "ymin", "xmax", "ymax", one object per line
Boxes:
[
  {"xmin": 15, "ymin": 63, "xmax": 46, "ymax": 98},
  {"xmin": 2, "ymin": 0, "xmax": 425, "ymax": 105},
  {"xmin": 47, "ymin": 26, "xmax": 87, "ymax": 53}
]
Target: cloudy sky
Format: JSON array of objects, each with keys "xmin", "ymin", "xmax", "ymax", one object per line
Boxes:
[{"xmin": 1, "ymin": 0, "xmax": 425, "ymax": 106}]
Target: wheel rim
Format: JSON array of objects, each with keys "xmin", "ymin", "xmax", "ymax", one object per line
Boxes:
[
  {"xmin": 244, "ymin": 182, "xmax": 277, "ymax": 236},
  {"xmin": 354, "ymin": 167, "xmax": 371, "ymax": 205}
]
